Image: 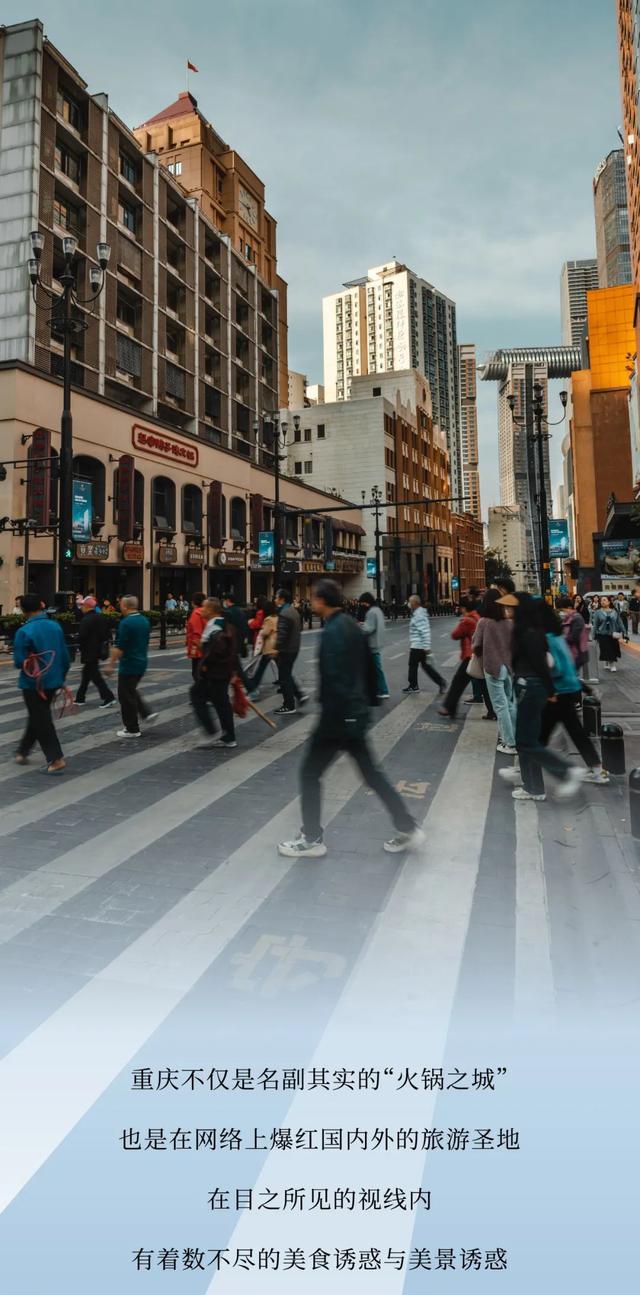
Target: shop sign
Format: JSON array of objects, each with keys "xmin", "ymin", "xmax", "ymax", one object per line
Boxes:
[
  {"xmin": 216, "ymin": 550, "xmax": 246, "ymax": 568},
  {"xmin": 186, "ymin": 545, "xmax": 205, "ymax": 566},
  {"xmin": 281, "ymin": 560, "xmax": 299, "ymax": 575},
  {"xmin": 158, "ymin": 542, "xmax": 178, "ymax": 564},
  {"xmin": 75, "ymin": 541, "xmax": 109, "ymax": 561},
  {"xmin": 334, "ymin": 557, "xmax": 364, "ymax": 574},
  {"xmin": 122, "ymin": 541, "xmax": 144, "ymax": 563},
  {"xmin": 132, "ymin": 424, "xmax": 199, "ymax": 468},
  {"xmin": 299, "ymin": 559, "xmax": 324, "ymax": 574}
]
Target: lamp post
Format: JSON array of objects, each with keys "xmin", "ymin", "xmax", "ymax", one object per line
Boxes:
[
  {"xmin": 28, "ymin": 229, "xmax": 110, "ymax": 594},
  {"xmin": 507, "ymin": 382, "xmax": 567, "ymax": 600},
  {"xmin": 361, "ymin": 485, "xmax": 383, "ymax": 601},
  {"xmin": 254, "ymin": 411, "xmax": 299, "ymax": 591}
]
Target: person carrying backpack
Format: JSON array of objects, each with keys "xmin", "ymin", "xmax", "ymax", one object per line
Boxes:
[
  {"xmin": 540, "ymin": 604, "xmax": 608, "ymax": 784},
  {"xmin": 190, "ymin": 597, "xmax": 238, "ymax": 748},
  {"xmin": 556, "ymin": 595, "xmax": 590, "ymax": 675}
]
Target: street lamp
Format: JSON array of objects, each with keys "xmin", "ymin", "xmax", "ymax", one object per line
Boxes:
[
  {"xmin": 361, "ymin": 485, "xmax": 383, "ymax": 601},
  {"xmin": 253, "ymin": 410, "xmax": 299, "ymax": 590},
  {"xmin": 507, "ymin": 383, "xmax": 567, "ymax": 600},
  {"xmin": 28, "ymin": 229, "xmax": 110, "ymax": 593}
]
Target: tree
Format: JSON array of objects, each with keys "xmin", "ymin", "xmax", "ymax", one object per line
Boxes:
[{"xmin": 484, "ymin": 549, "xmax": 512, "ymax": 586}]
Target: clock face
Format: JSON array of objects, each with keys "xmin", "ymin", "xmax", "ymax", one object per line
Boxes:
[{"xmin": 238, "ymin": 185, "xmax": 259, "ymax": 230}]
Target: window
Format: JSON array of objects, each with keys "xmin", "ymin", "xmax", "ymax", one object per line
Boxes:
[
  {"xmin": 55, "ymin": 142, "xmax": 81, "ymax": 185},
  {"xmin": 373, "ymin": 387, "xmax": 381, "ymax": 397},
  {"xmin": 304, "ymin": 461, "xmax": 313, "ymax": 474},
  {"xmin": 230, "ymin": 497, "xmax": 246, "ymax": 542},
  {"xmin": 317, "ymin": 424, "xmax": 325, "ymax": 439},
  {"xmin": 53, "ymin": 196, "xmax": 80, "ymax": 233},
  {"xmin": 167, "ymin": 160, "xmax": 182, "ymax": 177},
  {"xmin": 293, "ymin": 428, "xmax": 301, "ymax": 443},
  {"xmin": 120, "ymin": 153, "xmax": 138, "ymax": 185},
  {"xmin": 116, "ymin": 333, "xmax": 141, "ymax": 378},
  {"xmin": 118, "ymin": 199, "xmax": 137, "ymax": 234},
  {"xmin": 304, "ymin": 428, "xmax": 312, "ymax": 442},
  {"xmin": 182, "ymin": 484, "xmax": 202, "ymax": 535},
  {"xmin": 56, "ymin": 88, "xmax": 81, "ymax": 130},
  {"xmin": 116, "ymin": 295, "xmax": 137, "ymax": 333},
  {"xmin": 294, "ymin": 461, "xmax": 302, "ymax": 475},
  {"xmin": 152, "ymin": 476, "xmax": 176, "ymax": 531}
]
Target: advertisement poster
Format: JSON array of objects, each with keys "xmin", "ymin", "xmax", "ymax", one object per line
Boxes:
[
  {"xmin": 547, "ymin": 518, "xmax": 569, "ymax": 558},
  {"xmin": 72, "ymin": 479, "xmax": 93, "ymax": 542},
  {"xmin": 599, "ymin": 538, "xmax": 640, "ymax": 577},
  {"xmin": 1, "ymin": 5, "xmax": 640, "ymax": 1295}
]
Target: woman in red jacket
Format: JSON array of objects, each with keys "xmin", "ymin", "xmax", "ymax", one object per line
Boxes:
[
  {"xmin": 438, "ymin": 597, "xmax": 494, "ymax": 720},
  {"xmin": 185, "ymin": 592, "xmax": 206, "ymax": 680}
]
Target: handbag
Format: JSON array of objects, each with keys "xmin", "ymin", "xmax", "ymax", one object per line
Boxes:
[{"xmin": 466, "ymin": 652, "xmax": 484, "ymax": 679}]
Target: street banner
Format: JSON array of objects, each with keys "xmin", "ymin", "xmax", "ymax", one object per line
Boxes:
[
  {"xmin": 71, "ymin": 479, "xmax": 92, "ymax": 541},
  {"xmin": 548, "ymin": 517, "xmax": 570, "ymax": 557}
]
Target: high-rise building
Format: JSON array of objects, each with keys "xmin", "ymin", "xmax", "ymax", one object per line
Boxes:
[
  {"xmin": 617, "ymin": 0, "xmax": 640, "ymax": 284},
  {"xmin": 488, "ymin": 506, "xmax": 533, "ymax": 590},
  {"xmin": 560, "ymin": 259, "xmax": 600, "ymax": 346},
  {"xmin": 458, "ymin": 344, "xmax": 481, "ymax": 521},
  {"xmin": 322, "ymin": 260, "xmax": 462, "ymax": 503},
  {"xmin": 287, "ymin": 370, "xmax": 307, "ymax": 408},
  {"xmin": 593, "ymin": 149, "xmax": 632, "ymax": 287},
  {"xmin": 134, "ymin": 92, "xmax": 288, "ymax": 405}
]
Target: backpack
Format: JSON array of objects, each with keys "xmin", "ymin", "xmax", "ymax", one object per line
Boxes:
[
  {"xmin": 201, "ymin": 622, "xmax": 235, "ymax": 674},
  {"xmin": 546, "ymin": 632, "xmax": 580, "ymax": 694}
]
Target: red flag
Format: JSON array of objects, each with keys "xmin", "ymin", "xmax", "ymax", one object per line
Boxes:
[{"xmin": 187, "ymin": 60, "xmax": 199, "ymax": 72}]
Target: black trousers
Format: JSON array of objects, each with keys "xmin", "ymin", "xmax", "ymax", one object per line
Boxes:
[
  {"xmin": 301, "ymin": 730, "xmax": 415, "ymax": 842},
  {"xmin": 539, "ymin": 691, "xmax": 600, "ymax": 768},
  {"xmin": 407, "ymin": 648, "xmax": 445, "ymax": 690},
  {"xmin": 118, "ymin": 673, "xmax": 150, "ymax": 734},
  {"xmin": 443, "ymin": 660, "xmax": 494, "ymax": 718},
  {"xmin": 76, "ymin": 660, "xmax": 115, "ymax": 703},
  {"xmin": 515, "ymin": 678, "xmax": 571, "ymax": 795},
  {"xmin": 17, "ymin": 689, "xmax": 63, "ymax": 764},
  {"xmin": 278, "ymin": 651, "xmax": 303, "ymax": 709},
  {"xmin": 190, "ymin": 677, "xmax": 235, "ymax": 740}
]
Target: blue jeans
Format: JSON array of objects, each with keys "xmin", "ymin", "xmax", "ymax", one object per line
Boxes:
[
  {"xmin": 484, "ymin": 667, "xmax": 516, "ymax": 747},
  {"xmin": 372, "ymin": 650, "xmax": 389, "ymax": 696}
]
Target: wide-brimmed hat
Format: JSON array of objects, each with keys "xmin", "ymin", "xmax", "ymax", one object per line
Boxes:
[{"xmin": 495, "ymin": 593, "xmax": 519, "ymax": 606}]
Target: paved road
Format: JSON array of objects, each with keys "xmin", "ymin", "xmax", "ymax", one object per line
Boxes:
[{"xmin": 0, "ymin": 615, "xmax": 639, "ymax": 1291}]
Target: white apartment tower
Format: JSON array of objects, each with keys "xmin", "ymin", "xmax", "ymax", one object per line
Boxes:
[
  {"xmin": 323, "ymin": 260, "xmax": 463, "ymax": 501},
  {"xmin": 560, "ymin": 259, "xmax": 599, "ymax": 346},
  {"xmin": 458, "ymin": 343, "xmax": 481, "ymax": 521}
]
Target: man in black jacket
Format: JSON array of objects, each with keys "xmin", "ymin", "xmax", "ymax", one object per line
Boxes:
[
  {"xmin": 75, "ymin": 598, "xmax": 116, "ymax": 707},
  {"xmin": 278, "ymin": 579, "xmax": 424, "ymax": 858},
  {"xmin": 274, "ymin": 588, "xmax": 307, "ymax": 715},
  {"xmin": 222, "ymin": 593, "xmax": 250, "ymax": 688}
]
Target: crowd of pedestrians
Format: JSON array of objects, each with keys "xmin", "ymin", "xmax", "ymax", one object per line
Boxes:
[{"xmin": 7, "ymin": 571, "xmax": 632, "ymax": 842}]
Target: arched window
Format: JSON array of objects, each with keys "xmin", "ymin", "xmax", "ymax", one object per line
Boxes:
[
  {"xmin": 182, "ymin": 484, "xmax": 202, "ymax": 535},
  {"xmin": 152, "ymin": 476, "xmax": 176, "ymax": 532},
  {"xmin": 230, "ymin": 496, "xmax": 246, "ymax": 543},
  {"xmin": 72, "ymin": 454, "xmax": 106, "ymax": 523}
]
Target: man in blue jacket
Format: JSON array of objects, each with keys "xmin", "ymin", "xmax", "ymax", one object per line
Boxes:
[
  {"xmin": 13, "ymin": 593, "xmax": 70, "ymax": 773},
  {"xmin": 278, "ymin": 579, "xmax": 424, "ymax": 859}
]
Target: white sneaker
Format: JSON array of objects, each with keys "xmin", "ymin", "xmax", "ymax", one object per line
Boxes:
[
  {"xmin": 512, "ymin": 787, "xmax": 545, "ymax": 801},
  {"xmin": 116, "ymin": 729, "xmax": 142, "ymax": 738},
  {"xmin": 582, "ymin": 767, "xmax": 610, "ymax": 784},
  {"xmin": 145, "ymin": 712, "xmax": 159, "ymax": 724},
  {"xmin": 278, "ymin": 833, "xmax": 328, "ymax": 859},
  {"xmin": 610, "ymin": 665, "xmax": 617, "ymax": 672},
  {"xmin": 496, "ymin": 743, "xmax": 518, "ymax": 755},
  {"xmin": 555, "ymin": 766, "xmax": 585, "ymax": 800},
  {"xmin": 383, "ymin": 827, "xmax": 426, "ymax": 854},
  {"xmin": 499, "ymin": 766, "xmax": 522, "ymax": 785}
]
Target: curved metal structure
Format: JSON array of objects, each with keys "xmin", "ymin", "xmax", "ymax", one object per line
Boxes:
[{"xmin": 479, "ymin": 346, "xmax": 582, "ymax": 382}]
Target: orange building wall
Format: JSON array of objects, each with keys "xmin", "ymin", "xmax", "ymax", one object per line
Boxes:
[{"xmin": 586, "ymin": 284, "xmax": 636, "ymax": 386}]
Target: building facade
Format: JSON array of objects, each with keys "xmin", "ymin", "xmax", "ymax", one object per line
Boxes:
[
  {"xmin": 284, "ymin": 370, "xmax": 456, "ymax": 604},
  {"xmin": 451, "ymin": 511, "xmax": 485, "ymax": 595},
  {"xmin": 322, "ymin": 260, "xmax": 463, "ymax": 504},
  {"xmin": 133, "ymin": 91, "xmax": 288, "ymax": 405},
  {"xmin": 569, "ymin": 284, "xmax": 636, "ymax": 580},
  {"xmin": 617, "ymin": 0, "xmax": 640, "ymax": 284},
  {"xmin": 287, "ymin": 369, "xmax": 307, "ymax": 409},
  {"xmin": 457, "ymin": 343, "xmax": 481, "ymax": 521},
  {"xmin": 487, "ymin": 506, "xmax": 533, "ymax": 590},
  {"xmin": 0, "ymin": 21, "xmax": 363, "ymax": 610},
  {"xmin": 593, "ymin": 149, "xmax": 632, "ymax": 288},
  {"xmin": 560, "ymin": 259, "xmax": 600, "ymax": 346}
]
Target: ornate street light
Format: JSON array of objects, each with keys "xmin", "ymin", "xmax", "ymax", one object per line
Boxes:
[
  {"xmin": 507, "ymin": 384, "xmax": 567, "ymax": 599},
  {"xmin": 253, "ymin": 411, "xmax": 300, "ymax": 589}
]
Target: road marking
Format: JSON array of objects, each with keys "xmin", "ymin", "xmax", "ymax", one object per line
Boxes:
[
  {"xmin": 514, "ymin": 801, "xmax": 555, "ymax": 1018},
  {"xmin": 0, "ymin": 695, "xmax": 433, "ymax": 1214},
  {"xmin": 204, "ymin": 714, "xmax": 498, "ymax": 1290}
]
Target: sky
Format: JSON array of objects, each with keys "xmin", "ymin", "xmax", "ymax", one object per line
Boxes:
[{"xmin": 8, "ymin": 0, "xmax": 622, "ymax": 515}]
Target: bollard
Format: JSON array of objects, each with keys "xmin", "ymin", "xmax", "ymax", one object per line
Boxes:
[
  {"xmin": 159, "ymin": 610, "xmax": 167, "ymax": 651},
  {"xmin": 600, "ymin": 723, "xmax": 626, "ymax": 775},
  {"xmin": 629, "ymin": 769, "xmax": 640, "ymax": 839},
  {"xmin": 582, "ymin": 693, "xmax": 602, "ymax": 737}
]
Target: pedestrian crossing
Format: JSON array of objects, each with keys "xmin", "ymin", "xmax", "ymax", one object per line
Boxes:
[{"xmin": 0, "ymin": 625, "xmax": 639, "ymax": 1288}]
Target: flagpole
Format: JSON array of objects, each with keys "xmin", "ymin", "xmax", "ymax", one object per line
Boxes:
[{"xmin": 186, "ymin": 58, "xmax": 189, "ymax": 93}]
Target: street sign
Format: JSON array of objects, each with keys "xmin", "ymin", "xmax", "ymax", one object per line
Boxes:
[{"xmin": 451, "ymin": 576, "xmax": 460, "ymax": 589}]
